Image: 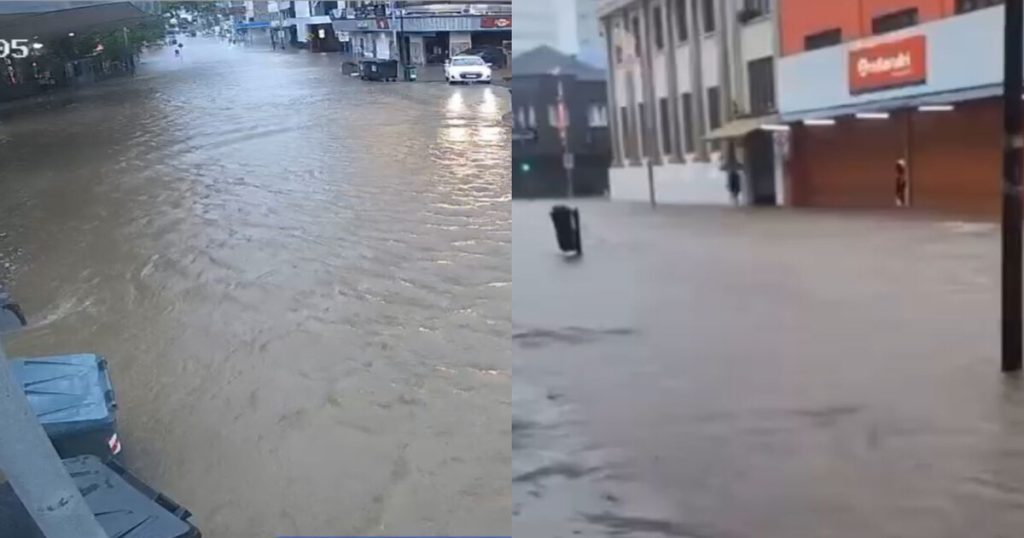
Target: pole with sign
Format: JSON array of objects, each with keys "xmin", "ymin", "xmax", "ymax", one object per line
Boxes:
[{"xmin": 556, "ymin": 76, "xmax": 574, "ymax": 198}]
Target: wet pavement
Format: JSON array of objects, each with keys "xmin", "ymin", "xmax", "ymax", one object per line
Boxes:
[
  {"xmin": 0, "ymin": 38, "xmax": 510, "ymax": 536},
  {"xmin": 514, "ymin": 200, "xmax": 1024, "ymax": 537}
]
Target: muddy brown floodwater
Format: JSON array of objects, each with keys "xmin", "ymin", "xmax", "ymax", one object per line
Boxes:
[{"xmin": 0, "ymin": 38, "xmax": 510, "ymax": 537}]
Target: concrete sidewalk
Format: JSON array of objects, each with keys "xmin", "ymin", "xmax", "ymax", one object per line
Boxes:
[{"xmin": 514, "ymin": 200, "xmax": 1024, "ymax": 537}]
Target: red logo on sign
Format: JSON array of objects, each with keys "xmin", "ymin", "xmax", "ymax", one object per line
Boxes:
[
  {"xmin": 375, "ymin": 18, "xmax": 389, "ymax": 30},
  {"xmin": 848, "ymin": 35, "xmax": 927, "ymax": 94},
  {"xmin": 481, "ymin": 17, "xmax": 511, "ymax": 29}
]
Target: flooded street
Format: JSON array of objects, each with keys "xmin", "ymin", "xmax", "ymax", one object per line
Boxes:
[
  {"xmin": 515, "ymin": 200, "xmax": 1024, "ymax": 537},
  {"xmin": 0, "ymin": 38, "xmax": 510, "ymax": 536}
]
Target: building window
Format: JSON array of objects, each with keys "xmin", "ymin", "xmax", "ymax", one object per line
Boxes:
[
  {"xmin": 804, "ymin": 28, "xmax": 842, "ymax": 51},
  {"xmin": 615, "ymin": 44, "xmax": 623, "ymax": 63},
  {"xmin": 652, "ymin": 5, "xmax": 665, "ymax": 50},
  {"xmin": 632, "ymin": 16, "xmax": 642, "ymax": 56},
  {"xmin": 872, "ymin": 8, "xmax": 918, "ymax": 35},
  {"xmin": 747, "ymin": 57, "xmax": 775, "ymax": 115},
  {"xmin": 658, "ymin": 97, "xmax": 672, "ymax": 154},
  {"xmin": 588, "ymin": 102, "xmax": 609, "ymax": 127},
  {"xmin": 739, "ymin": 0, "xmax": 770, "ymax": 23},
  {"xmin": 621, "ymin": 106, "xmax": 635, "ymax": 160},
  {"xmin": 706, "ymin": 86, "xmax": 721, "ymax": 150},
  {"xmin": 701, "ymin": 0, "xmax": 716, "ymax": 33},
  {"xmin": 528, "ymin": 106, "xmax": 537, "ymax": 128},
  {"xmin": 676, "ymin": 0, "xmax": 688, "ymax": 41},
  {"xmin": 956, "ymin": 0, "xmax": 1004, "ymax": 13},
  {"xmin": 548, "ymin": 104, "xmax": 568, "ymax": 128},
  {"xmin": 638, "ymin": 102, "xmax": 647, "ymax": 154},
  {"xmin": 681, "ymin": 92, "xmax": 695, "ymax": 154}
]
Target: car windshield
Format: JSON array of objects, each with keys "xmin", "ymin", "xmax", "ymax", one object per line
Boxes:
[{"xmin": 453, "ymin": 57, "xmax": 484, "ymax": 66}]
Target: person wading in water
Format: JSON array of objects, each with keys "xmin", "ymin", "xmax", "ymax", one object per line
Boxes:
[{"xmin": 895, "ymin": 159, "xmax": 909, "ymax": 207}]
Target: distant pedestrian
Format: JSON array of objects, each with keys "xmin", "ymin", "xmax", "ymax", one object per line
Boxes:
[
  {"xmin": 727, "ymin": 169, "xmax": 742, "ymax": 207},
  {"xmin": 174, "ymin": 48, "xmax": 180, "ymax": 59},
  {"xmin": 895, "ymin": 159, "xmax": 909, "ymax": 207}
]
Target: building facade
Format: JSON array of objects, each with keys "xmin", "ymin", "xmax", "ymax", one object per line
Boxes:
[
  {"xmin": 331, "ymin": 1, "xmax": 511, "ymax": 64},
  {"xmin": 598, "ymin": 0, "xmax": 782, "ymax": 206},
  {"xmin": 511, "ymin": 46, "xmax": 612, "ymax": 198},
  {"xmin": 777, "ymin": 0, "xmax": 1009, "ymax": 214}
]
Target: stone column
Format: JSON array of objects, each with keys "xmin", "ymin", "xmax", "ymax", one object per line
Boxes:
[
  {"xmin": 662, "ymin": 0, "xmax": 683, "ymax": 163},
  {"xmin": 687, "ymin": 0, "xmax": 709, "ymax": 161},
  {"xmin": 639, "ymin": 0, "xmax": 662, "ymax": 165},
  {"xmin": 604, "ymin": 15, "xmax": 624, "ymax": 167}
]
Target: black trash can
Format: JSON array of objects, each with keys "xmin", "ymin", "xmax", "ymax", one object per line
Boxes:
[
  {"xmin": 404, "ymin": 64, "xmax": 418, "ymax": 81},
  {"xmin": 550, "ymin": 205, "xmax": 582, "ymax": 254}
]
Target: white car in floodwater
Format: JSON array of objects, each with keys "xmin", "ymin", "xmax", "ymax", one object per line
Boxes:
[{"xmin": 445, "ymin": 55, "xmax": 493, "ymax": 85}]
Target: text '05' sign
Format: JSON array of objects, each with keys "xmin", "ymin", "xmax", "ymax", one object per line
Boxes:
[
  {"xmin": 848, "ymin": 35, "xmax": 926, "ymax": 94},
  {"xmin": 481, "ymin": 17, "xmax": 511, "ymax": 29}
]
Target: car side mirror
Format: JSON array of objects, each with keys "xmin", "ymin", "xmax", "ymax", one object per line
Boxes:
[{"xmin": 486, "ymin": 62, "xmax": 493, "ymax": 67}]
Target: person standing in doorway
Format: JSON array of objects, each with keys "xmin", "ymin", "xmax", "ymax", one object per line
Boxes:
[
  {"xmin": 727, "ymin": 168, "xmax": 742, "ymax": 207},
  {"xmin": 895, "ymin": 159, "xmax": 909, "ymax": 207}
]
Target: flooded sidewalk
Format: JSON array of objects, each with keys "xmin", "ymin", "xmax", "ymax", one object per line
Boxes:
[
  {"xmin": 514, "ymin": 200, "xmax": 1024, "ymax": 537},
  {"xmin": 1, "ymin": 38, "xmax": 510, "ymax": 536}
]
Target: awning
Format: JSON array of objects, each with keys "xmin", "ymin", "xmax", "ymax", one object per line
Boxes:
[
  {"xmin": 0, "ymin": 2, "xmax": 155, "ymax": 42},
  {"xmin": 780, "ymin": 84, "xmax": 1001, "ymax": 123},
  {"xmin": 703, "ymin": 114, "xmax": 780, "ymax": 141}
]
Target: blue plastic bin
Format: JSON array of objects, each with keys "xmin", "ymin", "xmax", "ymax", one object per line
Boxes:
[{"xmin": 9, "ymin": 354, "xmax": 120, "ymax": 460}]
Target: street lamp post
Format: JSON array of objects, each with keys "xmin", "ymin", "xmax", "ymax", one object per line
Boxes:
[{"xmin": 1003, "ymin": 0, "xmax": 1023, "ymax": 373}]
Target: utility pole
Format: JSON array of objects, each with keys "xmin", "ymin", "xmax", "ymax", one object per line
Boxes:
[
  {"xmin": 556, "ymin": 75, "xmax": 574, "ymax": 198},
  {"xmin": 1002, "ymin": 0, "xmax": 1023, "ymax": 373},
  {"xmin": 0, "ymin": 341, "xmax": 105, "ymax": 538}
]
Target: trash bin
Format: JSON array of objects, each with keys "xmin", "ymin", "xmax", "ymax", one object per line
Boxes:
[
  {"xmin": 404, "ymin": 64, "xmax": 418, "ymax": 81},
  {"xmin": 360, "ymin": 59, "xmax": 399, "ymax": 81},
  {"xmin": 9, "ymin": 354, "xmax": 120, "ymax": 461},
  {"xmin": 342, "ymin": 61, "xmax": 360, "ymax": 76},
  {"xmin": 0, "ymin": 455, "xmax": 201, "ymax": 538},
  {"xmin": 550, "ymin": 205, "xmax": 582, "ymax": 255}
]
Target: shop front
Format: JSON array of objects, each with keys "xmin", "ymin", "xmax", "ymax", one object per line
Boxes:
[{"xmin": 779, "ymin": 6, "xmax": 1010, "ymax": 215}]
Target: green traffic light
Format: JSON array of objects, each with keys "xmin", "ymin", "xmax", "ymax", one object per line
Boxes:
[{"xmin": 520, "ymin": 162, "xmax": 531, "ymax": 173}]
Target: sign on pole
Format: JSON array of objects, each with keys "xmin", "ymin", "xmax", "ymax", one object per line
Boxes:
[{"xmin": 562, "ymin": 152, "xmax": 575, "ymax": 171}]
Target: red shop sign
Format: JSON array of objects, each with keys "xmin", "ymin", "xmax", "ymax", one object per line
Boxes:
[
  {"xmin": 481, "ymin": 17, "xmax": 511, "ymax": 29},
  {"xmin": 848, "ymin": 35, "xmax": 927, "ymax": 94}
]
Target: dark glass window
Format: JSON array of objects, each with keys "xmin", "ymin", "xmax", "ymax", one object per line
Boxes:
[
  {"xmin": 804, "ymin": 28, "xmax": 842, "ymax": 51},
  {"xmin": 956, "ymin": 0, "xmax": 1004, "ymax": 13},
  {"xmin": 621, "ymin": 106, "xmax": 635, "ymax": 161},
  {"xmin": 652, "ymin": 6, "xmax": 665, "ymax": 50},
  {"xmin": 659, "ymin": 97, "xmax": 672, "ymax": 154},
  {"xmin": 701, "ymin": 0, "xmax": 715, "ymax": 33},
  {"xmin": 872, "ymin": 8, "xmax": 918, "ymax": 35},
  {"xmin": 638, "ymin": 102, "xmax": 647, "ymax": 154},
  {"xmin": 676, "ymin": 0, "xmax": 688, "ymax": 41},
  {"xmin": 632, "ymin": 16, "xmax": 642, "ymax": 56},
  {"xmin": 706, "ymin": 86, "xmax": 721, "ymax": 151},
  {"xmin": 747, "ymin": 57, "xmax": 775, "ymax": 115},
  {"xmin": 681, "ymin": 92, "xmax": 695, "ymax": 154}
]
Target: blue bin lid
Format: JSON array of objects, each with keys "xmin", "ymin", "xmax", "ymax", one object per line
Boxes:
[
  {"xmin": 8, "ymin": 354, "xmax": 116, "ymax": 438},
  {"xmin": 0, "ymin": 456, "xmax": 195, "ymax": 538}
]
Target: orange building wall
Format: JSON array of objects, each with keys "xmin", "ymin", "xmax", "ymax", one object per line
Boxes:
[{"xmin": 780, "ymin": 0, "xmax": 960, "ymax": 56}]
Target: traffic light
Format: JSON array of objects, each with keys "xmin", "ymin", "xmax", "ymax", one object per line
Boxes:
[{"xmin": 520, "ymin": 162, "xmax": 532, "ymax": 173}]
